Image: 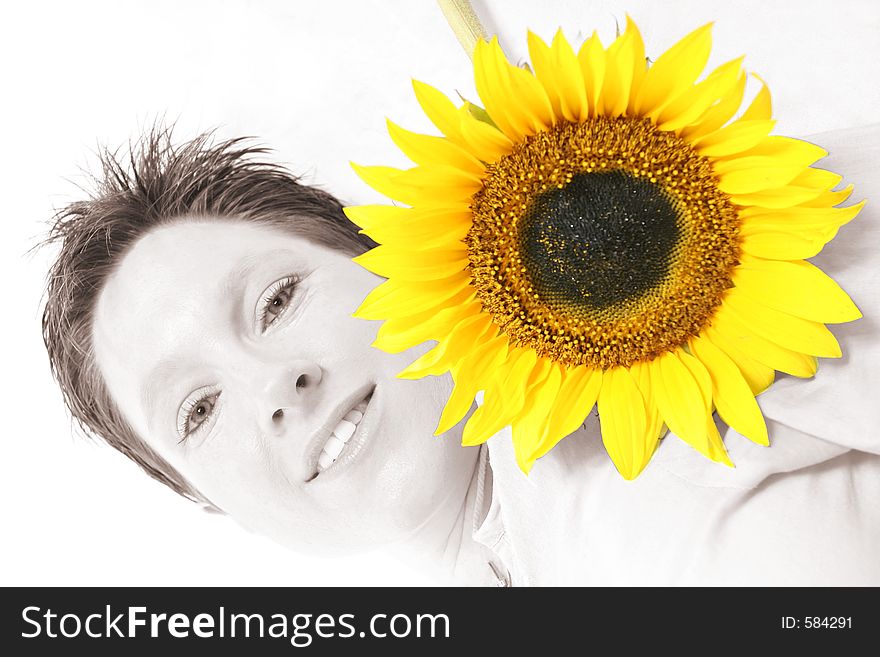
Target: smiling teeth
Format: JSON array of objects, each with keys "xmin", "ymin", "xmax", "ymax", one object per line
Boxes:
[
  {"xmin": 334, "ymin": 420, "xmax": 356, "ymax": 442},
  {"xmin": 316, "ymin": 398, "xmax": 369, "ymax": 473}
]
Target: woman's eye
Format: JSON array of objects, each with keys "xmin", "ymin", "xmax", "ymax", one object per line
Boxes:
[
  {"xmin": 259, "ymin": 276, "xmax": 299, "ymax": 330},
  {"xmin": 266, "ymin": 288, "xmax": 292, "ymax": 319},
  {"xmin": 178, "ymin": 391, "xmax": 220, "ymax": 441}
]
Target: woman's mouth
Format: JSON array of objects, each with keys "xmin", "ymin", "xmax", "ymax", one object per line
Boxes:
[
  {"xmin": 317, "ymin": 395, "xmax": 370, "ymax": 472},
  {"xmin": 306, "ymin": 386, "xmax": 375, "ymax": 482}
]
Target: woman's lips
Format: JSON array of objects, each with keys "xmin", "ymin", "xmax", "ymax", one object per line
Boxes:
[
  {"xmin": 305, "ymin": 385, "xmax": 375, "ymax": 482},
  {"xmin": 316, "ymin": 395, "xmax": 370, "ymax": 472}
]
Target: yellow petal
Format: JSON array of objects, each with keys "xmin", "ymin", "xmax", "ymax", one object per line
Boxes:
[
  {"xmin": 739, "ymin": 230, "xmax": 825, "ymax": 260},
  {"xmin": 680, "ymin": 72, "xmax": 746, "ymax": 139},
  {"xmin": 369, "ymin": 287, "xmax": 473, "ymax": 333},
  {"xmin": 389, "ymin": 164, "xmax": 483, "ymax": 199},
  {"xmin": 728, "ymin": 184, "xmax": 826, "ymax": 209},
  {"xmin": 359, "ymin": 206, "xmax": 472, "ymax": 250},
  {"xmin": 603, "ymin": 15, "xmax": 645, "ymax": 117},
  {"xmin": 635, "ymin": 23, "xmax": 714, "ymax": 117},
  {"xmin": 704, "ymin": 415, "xmax": 735, "ymax": 467},
  {"xmin": 353, "ymin": 244, "xmax": 467, "ymax": 280},
  {"xmin": 472, "ymin": 39, "xmax": 518, "ymax": 139},
  {"xmin": 650, "ymin": 349, "xmax": 713, "ymax": 448},
  {"xmin": 790, "ymin": 167, "xmax": 843, "ymax": 193},
  {"xmin": 496, "ymin": 349, "xmax": 544, "ymax": 420},
  {"xmin": 474, "ymin": 37, "xmax": 554, "ymax": 141},
  {"xmin": 553, "ymin": 30, "xmax": 590, "ymax": 121},
  {"xmin": 467, "ymin": 352, "xmax": 552, "ymax": 452},
  {"xmin": 460, "ymin": 390, "xmax": 506, "ymax": 447},
  {"xmin": 689, "ymin": 335, "xmax": 769, "ymax": 445},
  {"xmin": 655, "ymin": 57, "xmax": 744, "ymax": 132},
  {"xmin": 630, "ymin": 361, "xmax": 666, "ymax": 441},
  {"xmin": 351, "ymin": 162, "xmax": 481, "ymax": 205},
  {"xmin": 506, "ymin": 53, "xmax": 556, "ymax": 134},
  {"xmin": 353, "ymin": 273, "xmax": 471, "ymax": 320},
  {"xmin": 350, "ymin": 164, "xmax": 419, "ymax": 205},
  {"xmin": 678, "ymin": 349, "xmax": 734, "ymax": 466},
  {"xmin": 733, "ymin": 257, "xmax": 862, "ymax": 323},
  {"xmin": 738, "ymin": 201, "xmax": 864, "ymax": 249},
  {"xmin": 722, "ymin": 293, "xmax": 841, "ymax": 358},
  {"xmin": 531, "ymin": 365, "xmax": 603, "ymax": 461},
  {"xmin": 343, "ymin": 204, "xmax": 408, "ymax": 231},
  {"xmin": 373, "ymin": 292, "xmax": 479, "ymax": 353},
  {"xmin": 512, "ymin": 361, "xmax": 563, "ymax": 473},
  {"xmin": 738, "ymin": 200, "xmax": 864, "ymax": 232},
  {"xmin": 456, "ymin": 106, "xmax": 513, "ymax": 163},
  {"xmin": 577, "ymin": 30, "xmax": 606, "ymax": 118},
  {"xmin": 715, "ymin": 156, "xmax": 804, "ymax": 194},
  {"xmin": 411, "ymin": 79, "xmax": 465, "ymax": 145},
  {"xmin": 713, "ymin": 293, "xmax": 840, "ymax": 364},
  {"xmin": 529, "ymin": 29, "xmax": 587, "ymax": 122},
  {"xmin": 597, "ymin": 366, "xmax": 655, "ymax": 480},
  {"xmin": 800, "ymin": 183, "xmax": 854, "ymax": 208},
  {"xmin": 718, "ymin": 322, "xmax": 817, "ymax": 382},
  {"xmin": 703, "ymin": 326, "xmax": 775, "ymax": 395},
  {"xmin": 460, "ymin": 347, "xmax": 537, "ymax": 445},
  {"xmin": 695, "ymin": 119, "xmax": 776, "ymax": 157},
  {"xmin": 436, "ymin": 377, "xmax": 476, "ymax": 436},
  {"xmin": 396, "ymin": 313, "xmax": 495, "ymax": 379},
  {"xmin": 718, "ymin": 135, "xmax": 827, "ymax": 167},
  {"xmin": 386, "ymin": 119, "xmax": 483, "ymax": 174},
  {"xmin": 527, "ymin": 31, "xmax": 561, "ymax": 115},
  {"xmin": 435, "ymin": 333, "xmax": 508, "ymax": 435},
  {"xmin": 739, "ymin": 74, "xmax": 772, "ymax": 121},
  {"xmin": 396, "ymin": 342, "xmax": 450, "ymax": 380},
  {"xmin": 736, "ymin": 170, "xmax": 846, "ymax": 211}
]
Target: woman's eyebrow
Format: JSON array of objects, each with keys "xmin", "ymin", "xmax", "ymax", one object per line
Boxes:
[
  {"xmin": 220, "ymin": 249, "xmax": 297, "ymax": 297},
  {"xmin": 221, "ymin": 256, "xmax": 261, "ymax": 298},
  {"xmin": 141, "ymin": 360, "xmax": 185, "ymax": 437}
]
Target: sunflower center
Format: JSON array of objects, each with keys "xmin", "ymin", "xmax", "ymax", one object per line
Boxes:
[
  {"xmin": 520, "ymin": 170, "xmax": 682, "ymax": 313},
  {"xmin": 467, "ymin": 116, "xmax": 740, "ymax": 369}
]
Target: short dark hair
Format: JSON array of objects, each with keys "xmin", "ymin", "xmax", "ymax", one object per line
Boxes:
[{"xmin": 42, "ymin": 127, "xmax": 375, "ymax": 501}]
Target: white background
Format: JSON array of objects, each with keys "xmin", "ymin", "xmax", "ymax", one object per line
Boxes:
[{"xmin": 1, "ymin": 0, "xmax": 877, "ymax": 586}]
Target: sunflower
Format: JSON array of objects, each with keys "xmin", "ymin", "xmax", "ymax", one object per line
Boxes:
[{"xmin": 345, "ymin": 18, "xmax": 864, "ymax": 479}]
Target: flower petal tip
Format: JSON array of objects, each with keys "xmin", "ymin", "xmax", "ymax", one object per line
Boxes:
[
  {"xmin": 516, "ymin": 458, "xmax": 536, "ymax": 475},
  {"xmin": 460, "ymin": 434, "xmax": 489, "ymax": 447},
  {"xmin": 850, "ymin": 199, "xmax": 868, "ymax": 215}
]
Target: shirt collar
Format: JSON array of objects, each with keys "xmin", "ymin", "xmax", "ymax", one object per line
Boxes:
[{"xmin": 471, "ymin": 444, "xmax": 506, "ymax": 555}]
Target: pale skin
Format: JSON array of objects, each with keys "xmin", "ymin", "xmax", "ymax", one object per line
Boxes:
[{"xmin": 91, "ymin": 218, "xmax": 487, "ymax": 581}]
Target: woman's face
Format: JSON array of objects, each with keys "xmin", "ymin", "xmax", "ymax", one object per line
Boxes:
[{"xmin": 91, "ymin": 218, "xmax": 477, "ymax": 554}]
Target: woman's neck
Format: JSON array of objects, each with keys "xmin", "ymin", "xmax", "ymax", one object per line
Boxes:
[{"xmin": 389, "ymin": 444, "xmax": 493, "ymax": 584}]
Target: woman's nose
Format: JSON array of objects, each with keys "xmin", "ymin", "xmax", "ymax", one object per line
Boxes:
[{"xmin": 259, "ymin": 360, "xmax": 323, "ymax": 434}]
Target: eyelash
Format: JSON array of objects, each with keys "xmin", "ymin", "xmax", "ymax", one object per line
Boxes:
[
  {"xmin": 177, "ymin": 388, "xmax": 221, "ymax": 442},
  {"xmin": 257, "ymin": 275, "xmax": 300, "ymax": 331}
]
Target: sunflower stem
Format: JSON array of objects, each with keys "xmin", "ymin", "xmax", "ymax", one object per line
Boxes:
[{"xmin": 436, "ymin": 0, "xmax": 489, "ymax": 60}]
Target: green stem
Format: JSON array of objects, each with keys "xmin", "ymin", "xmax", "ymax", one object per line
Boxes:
[{"xmin": 436, "ymin": 0, "xmax": 489, "ymax": 60}]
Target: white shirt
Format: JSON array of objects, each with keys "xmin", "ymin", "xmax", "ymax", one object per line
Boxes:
[{"xmin": 467, "ymin": 124, "xmax": 880, "ymax": 586}]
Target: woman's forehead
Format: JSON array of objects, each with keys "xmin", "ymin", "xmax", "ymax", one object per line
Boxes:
[{"xmin": 117, "ymin": 218, "xmax": 314, "ymax": 269}]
